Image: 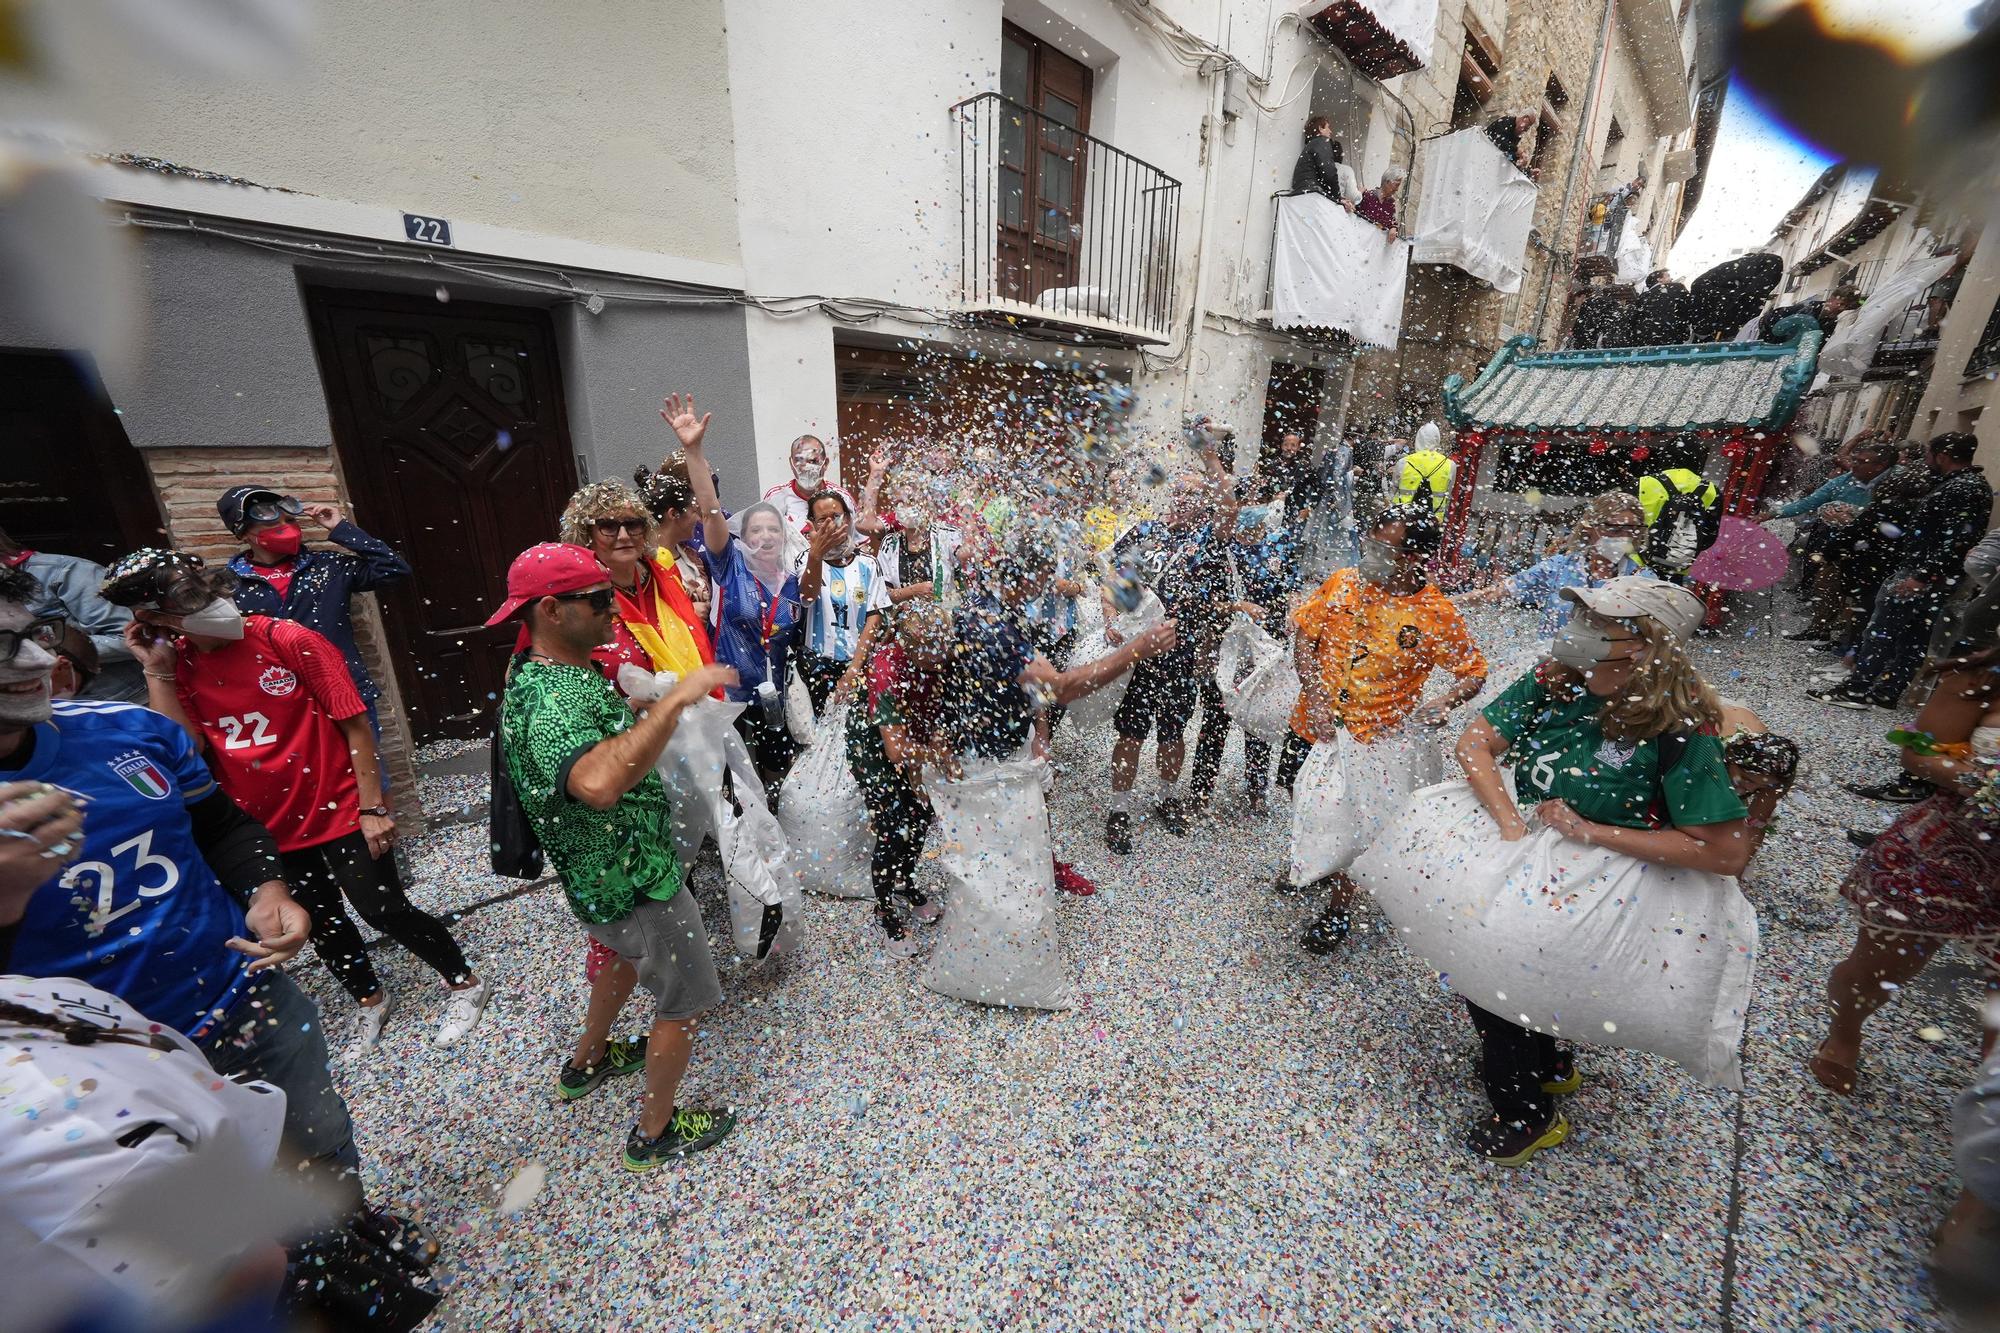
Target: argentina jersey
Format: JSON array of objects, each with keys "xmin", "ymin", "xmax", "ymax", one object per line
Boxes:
[
  {"xmin": 806, "ymin": 555, "xmax": 889, "ymax": 662},
  {"xmin": 5, "ymin": 700, "xmax": 253, "ymax": 1037}
]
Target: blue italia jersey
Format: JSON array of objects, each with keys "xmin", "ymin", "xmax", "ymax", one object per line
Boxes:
[
  {"xmin": 5, "ymin": 701, "xmax": 252, "ymax": 1037},
  {"xmin": 801, "ymin": 554, "xmax": 890, "ymax": 662}
]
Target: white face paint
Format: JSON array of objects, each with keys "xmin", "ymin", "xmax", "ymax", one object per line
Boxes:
[{"xmin": 0, "ymin": 601, "xmax": 57, "ymax": 726}]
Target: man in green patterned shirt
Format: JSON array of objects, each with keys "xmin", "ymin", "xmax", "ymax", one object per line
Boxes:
[{"xmin": 490, "ymin": 542, "xmax": 739, "ymax": 1168}]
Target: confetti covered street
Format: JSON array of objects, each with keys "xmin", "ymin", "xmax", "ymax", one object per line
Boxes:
[{"xmin": 307, "ymin": 609, "xmax": 1984, "ymax": 1332}]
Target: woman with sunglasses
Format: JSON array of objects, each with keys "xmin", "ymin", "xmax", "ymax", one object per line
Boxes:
[
  {"xmin": 559, "ymin": 481, "xmax": 717, "ymax": 692},
  {"xmin": 1358, "ymin": 578, "xmax": 1755, "ymax": 1165},
  {"xmin": 102, "ymin": 550, "xmax": 490, "ymax": 1052}
]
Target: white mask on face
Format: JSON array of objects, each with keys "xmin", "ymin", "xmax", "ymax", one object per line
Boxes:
[
  {"xmin": 180, "ymin": 598, "xmax": 247, "ymax": 640},
  {"xmin": 0, "ymin": 635, "xmax": 56, "ymax": 726},
  {"xmin": 794, "ymin": 462, "xmax": 825, "ymax": 490},
  {"xmin": 1593, "ymin": 536, "xmax": 1634, "ymax": 561}
]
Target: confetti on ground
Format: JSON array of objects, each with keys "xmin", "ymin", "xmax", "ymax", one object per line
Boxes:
[{"xmin": 290, "ymin": 613, "xmax": 1980, "ymax": 1330}]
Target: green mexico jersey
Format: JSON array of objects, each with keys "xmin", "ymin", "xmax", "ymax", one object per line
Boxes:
[
  {"xmin": 500, "ymin": 657, "xmax": 682, "ymax": 924},
  {"xmin": 1480, "ymin": 670, "xmax": 1747, "ymax": 830}
]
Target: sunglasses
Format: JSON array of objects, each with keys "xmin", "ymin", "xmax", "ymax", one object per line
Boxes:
[
  {"xmin": 159, "ymin": 569, "xmax": 240, "ymax": 615},
  {"xmin": 551, "ymin": 588, "xmax": 617, "ymax": 613},
  {"xmin": 0, "ymin": 616, "xmax": 64, "ymax": 664},
  {"xmin": 593, "ymin": 517, "xmax": 649, "ymax": 538},
  {"xmin": 243, "ymin": 496, "xmax": 305, "ymax": 526}
]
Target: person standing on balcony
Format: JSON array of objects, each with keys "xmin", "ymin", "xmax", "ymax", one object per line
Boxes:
[
  {"xmin": 1356, "ymin": 165, "xmax": 1405, "ymax": 242},
  {"xmin": 1485, "ymin": 111, "xmax": 1539, "ymax": 178},
  {"xmin": 1290, "ymin": 116, "xmax": 1349, "ymax": 206},
  {"xmin": 1760, "ymin": 284, "xmax": 1861, "ymax": 343}
]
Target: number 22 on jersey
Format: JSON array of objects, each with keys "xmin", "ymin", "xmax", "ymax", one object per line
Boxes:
[{"xmin": 216, "ymin": 712, "xmax": 276, "ymax": 750}]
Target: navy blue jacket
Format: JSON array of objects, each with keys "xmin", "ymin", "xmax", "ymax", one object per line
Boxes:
[{"xmin": 227, "ymin": 521, "xmax": 410, "ymax": 704}]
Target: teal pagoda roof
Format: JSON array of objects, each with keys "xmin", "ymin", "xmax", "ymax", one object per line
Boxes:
[{"xmin": 1441, "ymin": 315, "xmax": 1825, "ymax": 434}]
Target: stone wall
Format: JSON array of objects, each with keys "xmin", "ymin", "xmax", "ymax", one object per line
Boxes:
[{"xmin": 141, "ymin": 446, "xmax": 426, "ymax": 830}]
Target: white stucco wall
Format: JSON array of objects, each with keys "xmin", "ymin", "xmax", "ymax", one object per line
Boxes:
[
  {"xmin": 8, "ymin": 0, "xmax": 741, "ymax": 268},
  {"xmin": 722, "ymin": 0, "xmax": 1387, "ymax": 486}
]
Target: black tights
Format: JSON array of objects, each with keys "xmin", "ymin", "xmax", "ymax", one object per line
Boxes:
[
  {"xmin": 1465, "ymin": 1000, "xmax": 1559, "ymax": 1129},
  {"xmin": 280, "ymin": 832, "xmax": 472, "ymax": 1002},
  {"xmin": 852, "ymin": 750, "xmax": 932, "ymax": 931},
  {"xmin": 1274, "ymin": 730, "xmax": 1314, "ymax": 793}
]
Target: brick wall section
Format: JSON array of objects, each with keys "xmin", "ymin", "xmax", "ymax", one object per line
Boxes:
[{"xmin": 140, "ymin": 446, "xmax": 426, "ymax": 832}]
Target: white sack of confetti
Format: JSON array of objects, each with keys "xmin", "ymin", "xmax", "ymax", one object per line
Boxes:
[{"xmin": 1353, "ymin": 780, "xmax": 1759, "ymax": 1088}]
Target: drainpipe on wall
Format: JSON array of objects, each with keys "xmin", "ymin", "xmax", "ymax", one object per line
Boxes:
[
  {"xmin": 1528, "ymin": 0, "xmax": 1617, "ymax": 341},
  {"xmin": 1177, "ymin": 45, "xmax": 1232, "ymax": 419}
]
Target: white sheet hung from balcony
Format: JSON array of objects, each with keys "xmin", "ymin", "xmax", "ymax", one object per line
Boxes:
[
  {"xmin": 1615, "ymin": 223, "xmax": 1654, "ymax": 286},
  {"xmin": 1270, "ymin": 194, "xmax": 1409, "ymax": 347},
  {"xmin": 1408, "ymin": 129, "xmax": 1538, "ymax": 293},
  {"xmin": 1815, "ymin": 247, "xmax": 1958, "ymax": 381}
]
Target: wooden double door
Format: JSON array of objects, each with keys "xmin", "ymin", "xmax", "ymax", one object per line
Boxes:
[{"xmin": 307, "ymin": 289, "xmax": 577, "ymax": 742}]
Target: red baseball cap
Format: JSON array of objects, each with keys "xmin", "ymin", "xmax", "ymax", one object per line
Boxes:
[{"xmin": 484, "ymin": 543, "xmax": 609, "ymax": 627}]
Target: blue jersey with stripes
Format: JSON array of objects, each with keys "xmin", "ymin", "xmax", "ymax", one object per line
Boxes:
[
  {"xmin": 4, "ymin": 700, "xmax": 253, "ymax": 1037},
  {"xmin": 799, "ymin": 553, "xmax": 890, "ymax": 661}
]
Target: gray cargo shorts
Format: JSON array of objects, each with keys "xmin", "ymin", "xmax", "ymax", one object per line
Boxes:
[{"xmin": 583, "ymin": 889, "xmax": 724, "ymax": 1022}]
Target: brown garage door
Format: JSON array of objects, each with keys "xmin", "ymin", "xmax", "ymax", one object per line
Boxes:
[{"xmin": 305, "ymin": 289, "xmax": 578, "ymax": 742}]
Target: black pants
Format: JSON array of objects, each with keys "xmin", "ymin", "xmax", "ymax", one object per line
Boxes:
[
  {"xmin": 850, "ymin": 735, "xmax": 933, "ymax": 930},
  {"xmin": 1029, "ymin": 627, "xmax": 1075, "ymax": 732},
  {"xmin": 1466, "ymin": 1000, "xmax": 1558, "ymax": 1129},
  {"xmin": 280, "ymin": 832, "xmax": 471, "ymax": 1002},
  {"xmin": 796, "ymin": 647, "xmax": 849, "ymax": 717},
  {"xmin": 735, "ymin": 702, "xmax": 799, "ymax": 794},
  {"xmin": 1193, "ymin": 609, "xmax": 1286, "ymax": 798},
  {"xmin": 1274, "ymin": 729, "xmax": 1314, "ymax": 793},
  {"xmin": 1847, "ymin": 577, "xmax": 1946, "ymax": 703}
]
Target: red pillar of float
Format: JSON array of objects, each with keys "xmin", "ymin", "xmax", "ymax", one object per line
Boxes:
[{"xmin": 1439, "ymin": 426, "xmax": 1485, "ymax": 588}]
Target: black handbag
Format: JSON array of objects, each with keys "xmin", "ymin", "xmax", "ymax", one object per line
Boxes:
[{"xmin": 489, "ymin": 657, "xmax": 545, "ymax": 879}]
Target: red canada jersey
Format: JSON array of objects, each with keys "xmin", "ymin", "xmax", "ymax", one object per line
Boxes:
[{"xmin": 172, "ymin": 616, "xmax": 367, "ymax": 852}]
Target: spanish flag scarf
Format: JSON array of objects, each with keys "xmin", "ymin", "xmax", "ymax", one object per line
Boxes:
[{"xmin": 613, "ymin": 549, "xmax": 713, "ymax": 680}]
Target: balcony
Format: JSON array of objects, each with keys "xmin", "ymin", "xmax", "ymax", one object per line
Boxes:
[
  {"xmin": 1302, "ymin": 0, "xmax": 1437, "ymax": 77},
  {"xmin": 952, "ymin": 92, "xmax": 1182, "ymax": 348},
  {"xmin": 1408, "ymin": 128, "xmax": 1538, "ymax": 293},
  {"xmin": 1573, "ymin": 202, "xmax": 1650, "ymax": 285},
  {"xmin": 1267, "ymin": 192, "xmax": 1408, "ymax": 347}
]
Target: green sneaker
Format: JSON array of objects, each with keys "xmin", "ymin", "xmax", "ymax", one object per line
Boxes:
[
  {"xmin": 622, "ymin": 1106, "xmax": 737, "ymax": 1170},
  {"xmin": 557, "ymin": 1036, "xmax": 648, "ymax": 1101}
]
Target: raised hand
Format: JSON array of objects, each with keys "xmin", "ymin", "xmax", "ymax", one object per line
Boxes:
[{"xmin": 660, "ymin": 393, "xmax": 712, "ymax": 453}]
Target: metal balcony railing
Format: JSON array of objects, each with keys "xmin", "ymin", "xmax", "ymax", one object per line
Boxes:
[{"xmin": 953, "ymin": 92, "xmax": 1182, "ymax": 346}]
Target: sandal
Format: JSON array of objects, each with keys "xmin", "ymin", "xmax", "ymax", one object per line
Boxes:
[{"xmin": 1809, "ymin": 1041, "xmax": 1858, "ymax": 1095}]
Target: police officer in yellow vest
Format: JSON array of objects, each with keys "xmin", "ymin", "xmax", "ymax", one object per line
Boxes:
[
  {"xmin": 1395, "ymin": 422, "xmax": 1454, "ymax": 516},
  {"xmin": 1636, "ymin": 467, "xmax": 1721, "ymax": 581}
]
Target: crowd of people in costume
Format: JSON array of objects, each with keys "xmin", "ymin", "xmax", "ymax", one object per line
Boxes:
[{"xmin": 3, "ymin": 385, "xmax": 1997, "ymax": 1326}]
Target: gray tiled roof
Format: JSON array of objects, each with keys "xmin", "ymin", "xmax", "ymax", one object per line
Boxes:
[{"xmin": 1443, "ymin": 320, "xmax": 1826, "ymax": 433}]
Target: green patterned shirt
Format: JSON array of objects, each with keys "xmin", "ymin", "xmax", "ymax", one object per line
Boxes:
[{"xmin": 499, "ymin": 657, "xmax": 681, "ymax": 924}]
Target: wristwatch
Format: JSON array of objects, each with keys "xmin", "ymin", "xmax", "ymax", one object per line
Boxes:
[{"xmin": 359, "ymin": 806, "xmax": 392, "ymax": 817}]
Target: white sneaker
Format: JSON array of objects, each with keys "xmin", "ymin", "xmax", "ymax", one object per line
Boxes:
[
  {"xmin": 355, "ymin": 992, "xmax": 397, "ymax": 1049},
  {"xmin": 880, "ymin": 926, "xmax": 922, "ymax": 960},
  {"xmin": 433, "ymin": 977, "xmax": 491, "ymax": 1047}
]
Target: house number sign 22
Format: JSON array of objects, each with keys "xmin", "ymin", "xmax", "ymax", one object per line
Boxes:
[{"xmin": 403, "ymin": 214, "xmax": 453, "ymax": 246}]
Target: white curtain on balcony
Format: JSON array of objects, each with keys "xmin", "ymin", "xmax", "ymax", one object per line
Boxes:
[
  {"xmin": 1816, "ymin": 249, "xmax": 1959, "ymax": 381},
  {"xmin": 1408, "ymin": 129, "xmax": 1538, "ymax": 293},
  {"xmin": 1270, "ymin": 194, "xmax": 1409, "ymax": 347},
  {"xmin": 1615, "ymin": 223, "xmax": 1654, "ymax": 286}
]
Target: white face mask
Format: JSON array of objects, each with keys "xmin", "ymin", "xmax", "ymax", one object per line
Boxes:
[
  {"xmin": 180, "ymin": 598, "xmax": 247, "ymax": 641},
  {"xmin": 0, "ymin": 630, "xmax": 56, "ymax": 726},
  {"xmin": 794, "ymin": 462, "xmax": 825, "ymax": 490},
  {"xmin": 1357, "ymin": 537, "xmax": 1400, "ymax": 585},
  {"xmin": 1593, "ymin": 536, "xmax": 1634, "ymax": 561}
]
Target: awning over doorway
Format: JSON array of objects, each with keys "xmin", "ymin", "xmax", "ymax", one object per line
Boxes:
[
  {"xmin": 1301, "ymin": 0, "xmax": 1436, "ymax": 77},
  {"xmin": 1269, "ymin": 193, "xmax": 1408, "ymax": 348},
  {"xmin": 1408, "ymin": 128, "xmax": 1538, "ymax": 293}
]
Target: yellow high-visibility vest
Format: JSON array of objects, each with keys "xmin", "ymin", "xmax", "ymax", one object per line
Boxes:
[
  {"xmin": 1397, "ymin": 449, "xmax": 1454, "ymax": 514},
  {"xmin": 1636, "ymin": 468, "xmax": 1718, "ymax": 527}
]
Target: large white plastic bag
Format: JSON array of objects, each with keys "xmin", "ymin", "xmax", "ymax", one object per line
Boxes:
[
  {"xmin": 1214, "ymin": 613, "xmax": 1299, "ymax": 742},
  {"xmin": 1290, "ymin": 726, "xmax": 1441, "ymax": 886},
  {"xmin": 1063, "ymin": 589, "xmax": 1163, "ymax": 733},
  {"xmin": 776, "ymin": 704, "xmax": 876, "ymax": 898},
  {"xmin": 1351, "ymin": 780, "xmax": 1759, "ymax": 1088},
  {"xmin": 784, "ymin": 669, "xmax": 816, "ymax": 743},
  {"xmin": 921, "ymin": 755, "xmax": 1069, "ymax": 1010},
  {"xmin": 617, "ymin": 666, "xmax": 806, "ymax": 962}
]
